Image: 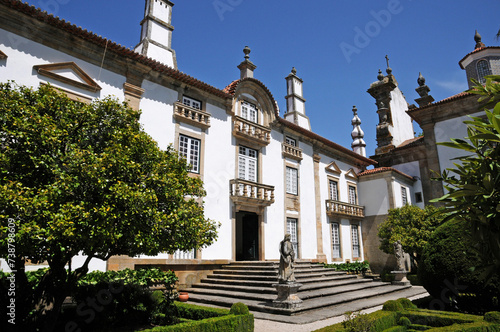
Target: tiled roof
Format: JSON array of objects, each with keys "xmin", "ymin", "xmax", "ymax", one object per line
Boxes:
[
  {"xmin": 459, "ymin": 46, "xmax": 500, "ymax": 69},
  {"xmin": 358, "ymin": 167, "xmax": 415, "ymax": 181},
  {"xmin": 408, "ymin": 91, "xmax": 474, "ymax": 113},
  {"xmin": 395, "ymin": 136, "xmax": 424, "ymax": 149},
  {"xmin": 223, "ymin": 78, "xmax": 280, "ymax": 117},
  {"xmin": 277, "ymin": 118, "xmax": 377, "ymax": 166},
  {"xmin": 1, "ymin": 0, "xmax": 231, "ymax": 99}
]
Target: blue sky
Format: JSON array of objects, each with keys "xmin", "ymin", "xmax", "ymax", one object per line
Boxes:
[{"xmin": 22, "ymin": 0, "xmax": 500, "ymax": 157}]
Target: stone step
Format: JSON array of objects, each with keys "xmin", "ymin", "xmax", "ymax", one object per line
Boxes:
[
  {"xmin": 186, "ymin": 283, "xmax": 415, "ymax": 315},
  {"xmin": 204, "ymin": 272, "xmax": 356, "ymax": 284},
  {"xmin": 211, "ymin": 267, "xmax": 343, "ymax": 276}
]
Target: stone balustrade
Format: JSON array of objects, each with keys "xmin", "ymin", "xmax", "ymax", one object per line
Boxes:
[
  {"xmin": 173, "ymin": 101, "xmax": 211, "ymax": 129},
  {"xmin": 325, "ymin": 200, "xmax": 364, "ymax": 219},
  {"xmin": 230, "ymin": 179, "xmax": 275, "ymax": 207},
  {"xmin": 282, "ymin": 143, "xmax": 303, "ymax": 161},
  {"xmin": 232, "ymin": 116, "xmax": 271, "ymax": 146}
]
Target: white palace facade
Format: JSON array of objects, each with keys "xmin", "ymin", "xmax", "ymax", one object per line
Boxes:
[{"xmin": 1, "ymin": 0, "xmax": 498, "ymax": 284}]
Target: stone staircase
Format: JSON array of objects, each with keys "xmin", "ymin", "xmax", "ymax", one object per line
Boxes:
[{"xmin": 184, "ymin": 260, "xmax": 427, "ymax": 319}]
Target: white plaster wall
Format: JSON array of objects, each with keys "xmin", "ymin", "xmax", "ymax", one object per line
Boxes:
[
  {"xmin": 389, "ymin": 87, "xmax": 414, "ymax": 146},
  {"xmin": 297, "ymin": 142, "xmax": 317, "ymax": 260},
  {"xmin": 435, "ymin": 111, "xmax": 484, "ymax": 174},
  {"xmin": 143, "ymin": 42, "xmax": 175, "ymax": 68},
  {"xmin": 0, "ymin": 29, "xmax": 126, "ymax": 102},
  {"xmin": 392, "ymin": 161, "xmax": 424, "ymax": 209},
  {"xmin": 359, "ymin": 178, "xmax": 390, "ymax": 216},
  {"xmin": 138, "ymin": 81, "xmax": 177, "ymax": 150},
  {"xmin": 150, "ymin": 20, "xmax": 171, "ymax": 47},
  {"xmin": 151, "ymin": 0, "xmax": 171, "ymax": 23},
  {"xmin": 197, "ymin": 103, "xmax": 234, "ymax": 259},
  {"xmin": 262, "ymin": 131, "xmax": 287, "ymax": 260}
]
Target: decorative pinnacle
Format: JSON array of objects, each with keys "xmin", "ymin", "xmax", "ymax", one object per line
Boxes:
[
  {"xmin": 417, "ymin": 72, "xmax": 426, "ymax": 86},
  {"xmin": 243, "ymin": 46, "xmax": 251, "ymax": 60},
  {"xmin": 352, "ymin": 105, "xmax": 358, "ymax": 116},
  {"xmin": 474, "ymin": 30, "xmax": 485, "ymax": 49},
  {"xmin": 377, "ymin": 69, "xmax": 384, "ymax": 81},
  {"xmin": 385, "ymin": 55, "xmax": 392, "ymax": 75},
  {"xmin": 291, "ymin": 67, "xmax": 297, "ymax": 75}
]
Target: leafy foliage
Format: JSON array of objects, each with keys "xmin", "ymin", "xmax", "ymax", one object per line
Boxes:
[
  {"xmin": 0, "ymin": 83, "xmax": 219, "ymax": 330},
  {"xmin": 432, "ymin": 75, "xmax": 500, "ymax": 275},
  {"xmin": 378, "ymin": 205, "xmax": 445, "ymax": 268},
  {"xmin": 342, "ymin": 311, "xmax": 373, "ymax": 332},
  {"xmin": 323, "ymin": 261, "xmax": 370, "ymax": 274}
]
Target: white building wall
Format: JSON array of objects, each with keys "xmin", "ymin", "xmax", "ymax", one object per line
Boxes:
[
  {"xmin": 389, "ymin": 87, "xmax": 414, "ymax": 147},
  {"xmin": 392, "ymin": 161, "xmax": 424, "ymax": 209},
  {"xmin": 359, "ymin": 178, "xmax": 390, "ymax": 216}
]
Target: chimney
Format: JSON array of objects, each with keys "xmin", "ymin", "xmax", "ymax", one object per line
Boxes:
[
  {"xmin": 284, "ymin": 67, "xmax": 311, "ymax": 130},
  {"xmin": 135, "ymin": 0, "xmax": 177, "ymax": 69}
]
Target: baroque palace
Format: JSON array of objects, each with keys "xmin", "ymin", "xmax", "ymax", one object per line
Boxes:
[{"xmin": 1, "ymin": 0, "xmax": 499, "ymax": 286}]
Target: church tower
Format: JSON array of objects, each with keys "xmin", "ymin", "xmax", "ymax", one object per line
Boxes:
[
  {"xmin": 135, "ymin": 0, "xmax": 177, "ymax": 69},
  {"xmin": 284, "ymin": 68, "xmax": 311, "ymax": 130},
  {"xmin": 459, "ymin": 30, "xmax": 500, "ymax": 88}
]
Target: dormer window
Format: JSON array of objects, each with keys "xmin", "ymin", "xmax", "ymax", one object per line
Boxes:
[
  {"xmin": 241, "ymin": 101, "xmax": 258, "ymax": 123},
  {"xmin": 183, "ymin": 96, "xmax": 202, "ymax": 110},
  {"xmin": 477, "ymin": 60, "xmax": 491, "ymax": 84}
]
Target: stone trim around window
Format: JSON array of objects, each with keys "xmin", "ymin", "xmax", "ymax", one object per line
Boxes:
[
  {"xmin": 174, "ymin": 125, "xmax": 205, "ymax": 179},
  {"xmin": 40, "ymin": 83, "xmax": 92, "ymax": 103}
]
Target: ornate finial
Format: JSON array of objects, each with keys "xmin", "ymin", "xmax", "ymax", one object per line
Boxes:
[
  {"xmin": 291, "ymin": 67, "xmax": 297, "ymax": 75},
  {"xmin": 417, "ymin": 72, "xmax": 425, "ymax": 86},
  {"xmin": 385, "ymin": 55, "xmax": 392, "ymax": 75},
  {"xmin": 377, "ymin": 69, "xmax": 384, "ymax": 81},
  {"xmin": 243, "ymin": 45, "xmax": 251, "ymax": 60},
  {"xmin": 474, "ymin": 30, "xmax": 485, "ymax": 49},
  {"xmin": 352, "ymin": 105, "xmax": 358, "ymax": 115}
]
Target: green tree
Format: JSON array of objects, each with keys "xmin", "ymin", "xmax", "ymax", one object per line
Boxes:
[
  {"xmin": 432, "ymin": 75, "xmax": 500, "ymax": 276},
  {"xmin": 0, "ymin": 83, "xmax": 219, "ymax": 331},
  {"xmin": 378, "ymin": 205, "xmax": 445, "ymax": 269}
]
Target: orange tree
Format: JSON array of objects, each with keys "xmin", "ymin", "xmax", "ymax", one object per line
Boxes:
[{"xmin": 0, "ymin": 83, "xmax": 219, "ymax": 331}]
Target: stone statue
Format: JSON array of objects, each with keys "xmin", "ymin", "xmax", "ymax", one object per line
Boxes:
[
  {"xmin": 278, "ymin": 234, "xmax": 296, "ymax": 283},
  {"xmin": 393, "ymin": 240, "xmax": 405, "ymax": 271}
]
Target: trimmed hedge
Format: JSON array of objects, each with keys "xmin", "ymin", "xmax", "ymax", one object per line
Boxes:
[{"xmin": 142, "ymin": 302, "xmax": 253, "ymax": 332}]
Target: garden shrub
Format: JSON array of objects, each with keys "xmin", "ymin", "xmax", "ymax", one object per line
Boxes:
[
  {"xmin": 398, "ymin": 316, "xmax": 412, "ymax": 327},
  {"xmin": 174, "ymin": 301, "xmax": 230, "ymax": 320},
  {"xmin": 230, "ymin": 302, "xmax": 250, "ymax": 315},
  {"xmin": 323, "ymin": 261, "xmax": 370, "ymax": 274},
  {"xmin": 382, "ymin": 326, "xmax": 406, "ymax": 332},
  {"xmin": 419, "ymin": 219, "xmax": 500, "ymax": 313},
  {"xmin": 485, "ymin": 311, "xmax": 500, "ymax": 324},
  {"xmin": 397, "ymin": 298, "xmax": 417, "ymax": 310},
  {"xmin": 383, "ymin": 300, "xmax": 404, "ymax": 312},
  {"xmin": 342, "ymin": 311, "xmax": 372, "ymax": 332}
]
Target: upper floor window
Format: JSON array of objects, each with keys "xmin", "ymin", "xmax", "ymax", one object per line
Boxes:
[
  {"xmin": 477, "ymin": 60, "xmax": 491, "ymax": 84},
  {"xmin": 401, "ymin": 186, "xmax": 408, "ymax": 205},
  {"xmin": 183, "ymin": 96, "xmax": 202, "ymax": 110},
  {"xmin": 286, "ymin": 167, "xmax": 298, "ymax": 195},
  {"xmin": 241, "ymin": 101, "xmax": 258, "ymax": 123},
  {"xmin": 329, "ymin": 180, "xmax": 338, "ymax": 201},
  {"xmin": 179, "ymin": 134, "xmax": 200, "ymax": 173},
  {"xmin": 238, "ymin": 146, "xmax": 257, "ymax": 182},
  {"xmin": 348, "ymin": 185, "xmax": 357, "ymax": 205},
  {"xmin": 285, "ymin": 136, "xmax": 297, "ymax": 146}
]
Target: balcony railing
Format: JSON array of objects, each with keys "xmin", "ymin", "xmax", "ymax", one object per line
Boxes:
[
  {"xmin": 173, "ymin": 101, "xmax": 211, "ymax": 129},
  {"xmin": 326, "ymin": 200, "xmax": 364, "ymax": 219},
  {"xmin": 282, "ymin": 143, "xmax": 303, "ymax": 161},
  {"xmin": 230, "ymin": 179, "xmax": 275, "ymax": 207},
  {"xmin": 232, "ymin": 116, "xmax": 271, "ymax": 146}
]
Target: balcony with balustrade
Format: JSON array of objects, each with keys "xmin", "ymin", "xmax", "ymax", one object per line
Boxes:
[
  {"xmin": 173, "ymin": 101, "xmax": 211, "ymax": 129},
  {"xmin": 282, "ymin": 142, "xmax": 303, "ymax": 161},
  {"xmin": 325, "ymin": 200, "xmax": 364, "ymax": 220},
  {"xmin": 232, "ymin": 116, "xmax": 271, "ymax": 146},
  {"xmin": 230, "ymin": 179, "xmax": 275, "ymax": 208}
]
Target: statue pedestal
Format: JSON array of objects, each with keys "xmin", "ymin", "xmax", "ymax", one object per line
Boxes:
[
  {"xmin": 272, "ymin": 282, "xmax": 303, "ymax": 309},
  {"xmin": 391, "ymin": 270, "xmax": 410, "ymax": 286}
]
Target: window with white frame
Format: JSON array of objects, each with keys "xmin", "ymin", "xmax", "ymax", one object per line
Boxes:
[
  {"xmin": 348, "ymin": 185, "xmax": 357, "ymax": 205},
  {"xmin": 351, "ymin": 224, "xmax": 360, "ymax": 259},
  {"xmin": 329, "ymin": 179, "xmax": 338, "ymax": 201},
  {"xmin": 241, "ymin": 101, "xmax": 258, "ymax": 123},
  {"xmin": 331, "ymin": 223, "xmax": 341, "ymax": 259},
  {"xmin": 401, "ymin": 186, "xmax": 408, "ymax": 205},
  {"xmin": 286, "ymin": 167, "xmax": 298, "ymax": 195},
  {"xmin": 285, "ymin": 136, "xmax": 297, "ymax": 146},
  {"xmin": 238, "ymin": 146, "xmax": 257, "ymax": 182},
  {"xmin": 287, "ymin": 218, "xmax": 298, "ymax": 258},
  {"xmin": 477, "ymin": 60, "xmax": 491, "ymax": 84},
  {"xmin": 182, "ymin": 96, "xmax": 202, "ymax": 110},
  {"xmin": 179, "ymin": 134, "xmax": 200, "ymax": 173}
]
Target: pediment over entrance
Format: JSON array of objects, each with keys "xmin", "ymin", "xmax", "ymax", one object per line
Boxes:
[
  {"xmin": 325, "ymin": 161, "xmax": 342, "ymax": 175},
  {"xmin": 33, "ymin": 62, "xmax": 101, "ymax": 92}
]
